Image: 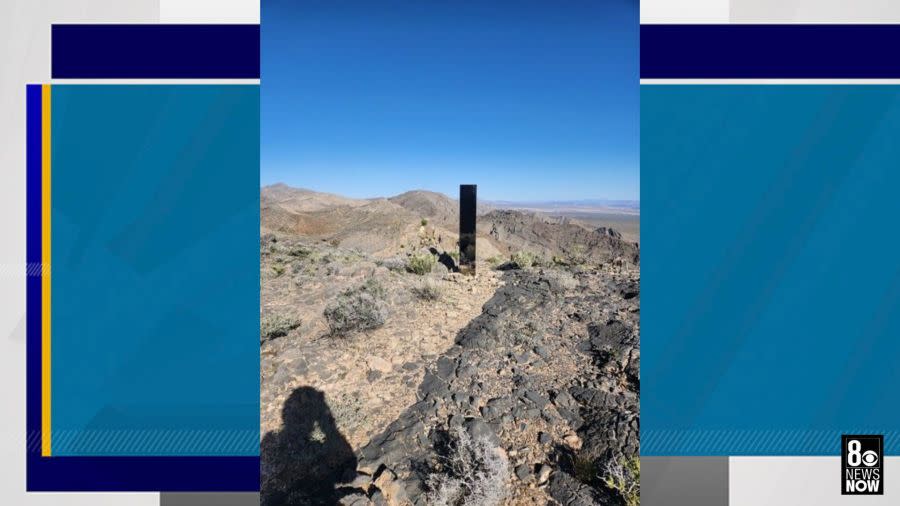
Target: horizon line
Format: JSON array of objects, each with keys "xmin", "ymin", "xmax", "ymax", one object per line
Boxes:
[{"xmin": 261, "ymin": 183, "xmax": 640, "ymax": 205}]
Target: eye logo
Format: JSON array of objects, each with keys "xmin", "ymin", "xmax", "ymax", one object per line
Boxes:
[
  {"xmin": 862, "ymin": 450, "xmax": 879, "ymax": 467},
  {"xmin": 842, "ymin": 435, "xmax": 884, "ymax": 495}
]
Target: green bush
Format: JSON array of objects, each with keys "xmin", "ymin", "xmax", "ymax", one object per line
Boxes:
[
  {"xmin": 510, "ymin": 251, "xmax": 542, "ymax": 269},
  {"xmin": 573, "ymin": 453, "xmax": 600, "ymax": 485},
  {"xmin": 359, "ymin": 278, "xmax": 387, "ymax": 298},
  {"xmin": 260, "ymin": 313, "xmax": 301, "ymax": 342},
  {"xmin": 287, "ymin": 245, "xmax": 312, "ymax": 258},
  {"xmin": 603, "ymin": 455, "xmax": 640, "ymax": 506},
  {"xmin": 406, "ymin": 253, "xmax": 437, "ymax": 275},
  {"xmin": 421, "ymin": 218, "xmax": 429, "ymax": 227}
]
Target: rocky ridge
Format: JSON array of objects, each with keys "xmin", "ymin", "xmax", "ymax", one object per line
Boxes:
[{"xmin": 260, "ymin": 186, "xmax": 640, "ymax": 505}]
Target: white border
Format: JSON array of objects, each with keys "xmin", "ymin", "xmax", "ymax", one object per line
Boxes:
[{"xmin": 731, "ymin": 456, "xmax": 898, "ymax": 505}]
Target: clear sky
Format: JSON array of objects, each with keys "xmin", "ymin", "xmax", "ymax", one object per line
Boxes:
[{"xmin": 262, "ymin": 0, "xmax": 638, "ymax": 202}]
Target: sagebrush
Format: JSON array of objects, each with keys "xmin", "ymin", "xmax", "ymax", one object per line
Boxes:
[
  {"xmin": 260, "ymin": 313, "xmax": 301, "ymax": 342},
  {"xmin": 603, "ymin": 455, "xmax": 640, "ymax": 506},
  {"xmin": 412, "ymin": 279, "xmax": 443, "ymax": 301},
  {"xmin": 426, "ymin": 427, "xmax": 509, "ymax": 506},
  {"xmin": 324, "ymin": 279, "xmax": 388, "ymax": 336},
  {"xmin": 407, "ymin": 253, "xmax": 437, "ymax": 275},
  {"xmin": 510, "ymin": 251, "xmax": 542, "ymax": 269}
]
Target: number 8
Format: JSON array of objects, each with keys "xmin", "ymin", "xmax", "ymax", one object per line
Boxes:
[{"xmin": 848, "ymin": 440, "xmax": 862, "ymax": 466}]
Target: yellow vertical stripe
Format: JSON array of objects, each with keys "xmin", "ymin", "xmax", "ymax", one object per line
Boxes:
[{"xmin": 41, "ymin": 84, "xmax": 51, "ymax": 457}]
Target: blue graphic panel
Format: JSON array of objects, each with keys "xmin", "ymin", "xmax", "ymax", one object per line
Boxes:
[
  {"xmin": 642, "ymin": 85, "xmax": 900, "ymax": 455},
  {"xmin": 50, "ymin": 85, "xmax": 259, "ymax": 456}
]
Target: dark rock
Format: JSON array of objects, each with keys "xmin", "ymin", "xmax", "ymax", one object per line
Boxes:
[
  {"xmin": 418, "ymin": 371, "xmax": 449, "ymax": 400},
  {"xmin": 515, "ymin": 464, "xmax": 531, "ymax": 481},
  {"xmin": 514, "ymin": 351, "xmax": 532, "ymax": 364},
  {"xmin": 456, "ymin": 363, "xmax": 476, "ymax": 378},
  {"xmin": 481, "ymin": 405, "xmax": 501, "ymax": 421},
  {"xmin": 523, "ymin": 390, "xmax": 549, "ymax": 408},
  {"xmin": 538, "ymin": 432, "xmax": 551, "ymax": 444},
  {"xmin": 549, "ymin": 471, "xmax": 600, "ymax": 506},
  {"xmin": 464, "ymin": 419, "xmax": 499, "ymax": 445},
  {"xmin": 435, "ymin": 356, "xmax": 456, "ymax": 380},
  {"xmin": 552, "ymin": 390, "xmax": 576, "ymax": 408},
  {"xmin": 367, "ymin": 370, "xmax": 382, "ymax": 382},
  {"xmin": 451, "ymin": 392, "xmax": 472, "ymax": 406},
  {"xmin": 370, "ymin": 489, "xmax": 387, "ymax": 506}
]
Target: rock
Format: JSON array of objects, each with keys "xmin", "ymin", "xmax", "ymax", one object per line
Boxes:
[
  {"xmin": 451, "ymin": 392, "xmax": 471, "ymax": 406},
  {"xmin": 343, "ymin": 473, "xmax": 373, "ymax": 492},
  {"xmin": 563, "ymin": 433, "xmax": 582, "ymax": 450},
  {"xmin": 338, "ymin": 492, "xmax": 370, "ymax": 506},
  {"xmin": 523, "ymin": 390, "xmax": 549, "ymax": 408},
  {"xmin": 535, "ymin": 464, "xmax": 552, "ymax": 486},
  {"xmin": 533, "ymin": 346, "xmax": 551, "ymax": 359},
  {"xmin": 464, "ymin": 419, "xmax": 499, "ymax": 446},
  {"xmin": 515, "ymin": 464, "xmax": 531, "ymax": 481},
  {"xmin": 367, "ymin": 356, "xmax": 392, "ymax": 373},
  {"xmin": 549, "ymin": 471, "xmax": 599, "ymax": 506},
  {"xmin": 538, "ymin": 432, "xmax": 551, "ymax": 444},
  {"xmin": 373, "ymin": 468, "xmax": 409, "ymax": 505},
  {"xmin": 435, "ymin": 356, "xmax": 456, "ymax": 380},
  {"xmin": 481, "ymin": 405, "xmax": 501, "ymax": 420},
  {"xmin": 552, "ymin": 390, "xmax": 576, "ymax": 408},
  {"xmin": 456, "ymin": 363, "xmax": 476, "ymax": 378},
  {"xmin": 367, "ymin": 370, "xmax": 382, "ymax": 382},
  {"xmin": 369, "ymin": 489, "xmax": 387, "ymax": 506},
  {"xmin": 556, "ymin": 407, "xmax": 582, "ymax": 429},
  {"xmin": 418, "ymin": 371, "xmax": 449, "ymax": 399}
]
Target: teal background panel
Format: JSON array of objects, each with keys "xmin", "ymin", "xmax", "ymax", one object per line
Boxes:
[
  {"xmin": 642, "ymin": 85, "xmax": 900, "ymax": 455},
  {"xmin": 50, "ymin": 85, "xmax": 259, "ymax": 456}
]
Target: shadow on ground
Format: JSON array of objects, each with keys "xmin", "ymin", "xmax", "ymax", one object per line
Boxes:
[{"xmin": 261, "ymin": 386, "xmax": 357, "ymax": 505}]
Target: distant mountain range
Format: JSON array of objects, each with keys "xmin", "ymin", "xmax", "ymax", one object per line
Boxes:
[
  {"xmin": 486, "ymin": 199, "xmax": 640, "ymax": 215},
  {"xmin": 261, "ymin": 184, "xmax": 639, "ymax": 263}
]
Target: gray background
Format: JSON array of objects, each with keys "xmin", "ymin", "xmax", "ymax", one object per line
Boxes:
[
  {"xmin": 1, "ymin": 1, "xmax": 256, "ymax": 504},
  {"xmin": 643, "ymin": 457, "xmax": 729, "ymax": 506}
]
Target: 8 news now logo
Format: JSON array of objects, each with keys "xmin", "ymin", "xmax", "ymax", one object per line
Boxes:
[{"xmin": 842, "ymin": 435, "xmax": 883, "ymax": 495}]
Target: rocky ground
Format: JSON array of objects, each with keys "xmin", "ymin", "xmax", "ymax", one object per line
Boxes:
[{"xmin": 260, "ymin": 232, "xmax": 639, "ymax": 506}]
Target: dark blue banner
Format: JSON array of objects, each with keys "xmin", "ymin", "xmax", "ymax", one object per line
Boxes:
[
  {"xmin": 642, "ymin": 24, "xmax": 900, "ymax": 79},
  {"xmin": 52, "ymin": 24, "xmax": 260, "ymax": 79}
]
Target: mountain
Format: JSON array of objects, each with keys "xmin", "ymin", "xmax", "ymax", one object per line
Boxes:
[{"xmin": 261, "ymin": 184, "xmax": 639, "ymax": 265}]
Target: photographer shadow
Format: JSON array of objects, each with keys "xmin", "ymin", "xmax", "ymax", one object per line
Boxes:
[{"xmin": 261, "ymin": 386, "xmax": 357, "ymax": 505}]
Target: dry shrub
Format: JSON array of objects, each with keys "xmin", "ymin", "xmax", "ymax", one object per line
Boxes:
[
  {"xmin": 603, "ymin": 455, "xmax": 640, "ymax": 506},
  {"xmin": 324, "ymin": 279, "xmax": 387, "ymax": 336},
  {"xmin": 412, "ymin": 279, "xmax": 443, "ymax": 301},
  {"xmin": 427, "ymin": 427, "xmax": 510, "ymax": 506},
  {"xmin": 260, "ymin": 313, "xmax": 301, "ymax": 342}
]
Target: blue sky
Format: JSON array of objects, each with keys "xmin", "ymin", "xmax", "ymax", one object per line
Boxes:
[{"xmin": 262, "ymin": 0, "xmax": 638, "ymax": 201}]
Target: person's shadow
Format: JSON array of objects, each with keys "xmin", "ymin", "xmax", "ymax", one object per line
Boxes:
[{"xmin": 261, "ymin": 387, "xmax": 357, "ymax": 505}]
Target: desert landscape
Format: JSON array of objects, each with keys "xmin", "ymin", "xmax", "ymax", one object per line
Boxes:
[{"xmin": 260, "ymin": 184, "xmax": 640, "ymax": 506}]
